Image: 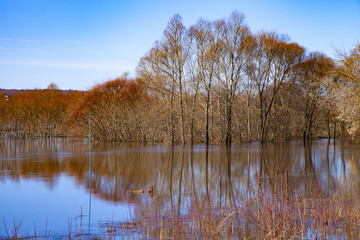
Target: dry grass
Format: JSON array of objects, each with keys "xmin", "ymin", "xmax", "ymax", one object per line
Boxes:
[{"xmin": 122, "ymin": 174, "xmax": 360, "ymax": 239}]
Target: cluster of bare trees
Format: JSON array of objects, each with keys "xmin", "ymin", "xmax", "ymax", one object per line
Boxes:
[
  {"xmin": 137, "ymin": 12, "xmax": 350, "ymax": 144},
  {"xmin": 335, "ymin": 43, "xmax": 360, "ymax": 138}
]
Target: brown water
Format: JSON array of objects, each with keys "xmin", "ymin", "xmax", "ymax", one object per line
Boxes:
[{"xmin": 0, "ymin": 138, "xmax": 359, "ymax": 237}]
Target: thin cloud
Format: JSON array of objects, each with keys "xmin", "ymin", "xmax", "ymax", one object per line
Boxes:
[
  {"xmin": 0, "ymin": 60, "xmax": 122, "ymax": 70},
  {"xmin": 0, "ymin": 38, "xmax": 85, "ymax": 44}
]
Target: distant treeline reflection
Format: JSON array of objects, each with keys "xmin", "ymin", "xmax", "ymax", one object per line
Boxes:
[{"xmin": 1, "ymin": 138, "xmax": 360, "ymax": 214}]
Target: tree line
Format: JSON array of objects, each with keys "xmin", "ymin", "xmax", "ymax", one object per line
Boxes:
[
  {"xmin": 0, "ymin": 84, "xmax": 83, "ymax": 138},
  {"xmin": 0, "ymin": 12, "xmax": 359, "ymax": 144}
]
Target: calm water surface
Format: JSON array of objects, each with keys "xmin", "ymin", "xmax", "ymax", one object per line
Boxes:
[{"xmin": 1, "ymin": 138, "xmax": 360, "ymax": 237}]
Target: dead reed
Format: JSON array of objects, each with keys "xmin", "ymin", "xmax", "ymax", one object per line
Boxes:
[{"xmin": 124, "ymin": 173, "xmax": 360, "ymax": 239}]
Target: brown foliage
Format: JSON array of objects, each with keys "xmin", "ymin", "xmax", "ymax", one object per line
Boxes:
[
  {"xmin": 337, "ymin": 43, "xmax": 360, "ymax": 89},
  {"xmin": 0, "ymin": 86, "xmax": 82, "ymax": 137},
  {"xmin": 335, "ymin": 43, "xmax": 360, "ymax": 139},
  {"xmin": 67, "ymin": 78, "xmax": 151, "ymax": 142}
]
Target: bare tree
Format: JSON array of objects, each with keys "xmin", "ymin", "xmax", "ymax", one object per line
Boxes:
[
  {"xmin": 137, "ymin": 14, "xmax": 190, "ymax": 144},
  {"xmin": 216, "ymin": 12, "xmax": 250, "ymax": 145},
  {"xmin": 334, "ymin": 43, "xmax": 360, "ymax": 139},
  {"xmin": 294, "ymin": 52, "xmax": 334, "ymax": 142},
  {"xmin": 247, "ymin": 32, "xmax": 304, "ymax": 143},
  {"xmin": 189, "ymin": 19, "xmax": 223, "ymax": 144}
]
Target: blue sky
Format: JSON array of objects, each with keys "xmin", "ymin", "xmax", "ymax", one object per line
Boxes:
[{"xmin": 1, "ymin": 0, "xmax": 359, "ymax": 90}]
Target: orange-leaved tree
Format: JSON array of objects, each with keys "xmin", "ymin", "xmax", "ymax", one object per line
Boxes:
[
  {"xmin": 67, "ymin": 78, "xmax": 151, "ymax": 142},
  {"xmin": 1, "ymin": 84, "xmax": 81, "ymax": 137}
]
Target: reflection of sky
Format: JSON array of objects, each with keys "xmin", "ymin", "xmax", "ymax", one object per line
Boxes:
[
  {"xmin": 310, "ymin": 140, "xmax": 358, "ymax": 183},
  {"xmin": 2, "ymin": 138, "xmax": 360, "ymax": 236},
  {"xmin": 0, "ymin": 174, "xmax": 134, "ymax": 237}
]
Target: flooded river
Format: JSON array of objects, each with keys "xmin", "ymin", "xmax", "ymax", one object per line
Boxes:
[{"xmin": 1, "ymin": 138, "xmax": 360, "ymax": 237}]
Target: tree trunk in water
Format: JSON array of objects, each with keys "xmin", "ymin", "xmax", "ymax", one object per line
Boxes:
[
  {"xmin": 333, "ymin": 119, "xmax": 336, "ymax": 141},
  {"xmin": 170, "ymin": 92, "xmax": 175, "ymax": 145},
  {"xmin": 190, "ymin": 87, "xmax": 199, "ymax": 144},
  {"xmin": 327, "ymin": 112, "xmax": 331, "ymax": 140},
  {"xmin": 205, "ymin": 93, "xmax": 210, "ymax": 145},
  {"xmin": 225, "ymin": 102, "xmax": 232, "ymax": 146},
  {"xmin": 179, "ymin": 82, "xmax": 185, "ymax": 144},
  {"xmin": 260, "ymin": 94, "xmax": 266, "ymax": 144},
  {"xmin": 247, "ymin": 95, "xmax": 251, "ymax": 142}
]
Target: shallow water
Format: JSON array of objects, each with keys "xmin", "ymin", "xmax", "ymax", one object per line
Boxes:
[{"xmin": 0, "ymin": 138, "xmax": 359, "ymax": 237}]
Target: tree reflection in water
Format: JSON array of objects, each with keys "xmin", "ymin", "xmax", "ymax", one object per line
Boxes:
[{"xmin": 1, "ymin": 138, "xmax": 360, "ymax": 234}]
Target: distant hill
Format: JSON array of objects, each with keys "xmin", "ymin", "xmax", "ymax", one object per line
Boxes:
[
  {"xmin": 0, "ymin": 88, "xmax": 22, "ymax": 97},
  {"xmin": 0, "ymin": 88, "xmax": 83, "ymax": 97}
]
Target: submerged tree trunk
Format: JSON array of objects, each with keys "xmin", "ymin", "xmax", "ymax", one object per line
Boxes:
[
  {"xmin": 205, "ymin": 93, "xmax": 211, "ymax": 145},
  {"xmin": 327, "ymin": 111, "xmax": 331, "ymax": 140},
  {"xmin": 247, "ymin": 95, "xmax": 251, "ymax": 142},
  {"xmin": 225, "ymin": 100, "xmax": 233, "ymax": 146},
  {"xmin": 179, "ymin": 77, "xmax": 186, "ymax": 144},
  {"xmin": 189, "ymin": 83, "xmax": 199, "ymax": 144},
  {"xmin": 170, "ymin": 87, "xmax": 175, "ymax": 145}
]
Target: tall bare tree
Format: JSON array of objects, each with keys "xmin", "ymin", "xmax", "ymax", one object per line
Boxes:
[
  {"xmin": 294, "ymin": 52, "xmax": 334, "ymax": 142},
  {"xmin": 335, "ymin": 43, "xmax": 360, "ymax": 139},
  {"xmin": 189, "ymin": 19, "xmax": 223, "ymax": 144},
  {"xmin": 247, "ymin": 32, "xmax": 304, "ymax": 143},
  {"xmin": 216, "ymin": 12, "xmax": 250, "ymax": 145},
  {"xmin": 137, "ymin": 14, "xmax": 190, "ymax": 144}
]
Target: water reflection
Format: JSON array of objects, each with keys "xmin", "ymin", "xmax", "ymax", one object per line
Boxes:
[{"xmin": 1, "ymin": 138, "xmax": 360, "ymax": 235}]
